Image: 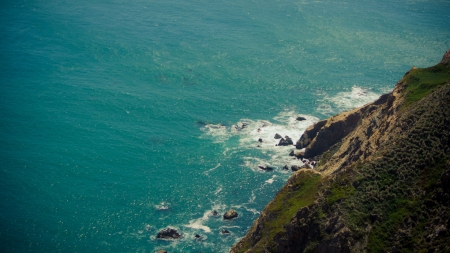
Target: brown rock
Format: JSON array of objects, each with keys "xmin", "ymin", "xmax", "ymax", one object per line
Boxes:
[{"xmin": 224, "ymin": 209, "xmax": 238, "ymax": 219}]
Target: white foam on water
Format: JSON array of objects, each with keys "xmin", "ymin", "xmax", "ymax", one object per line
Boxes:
[
  {"xmin": 265, "ymin": 175, "xmax": 277, "ymax": 184},
  {"xmin": 155, "ymin": 202, "xmax": 170, "ymax": 210},
  {"xmin": 214, "ymin": 186, "xmax": 223, "ymax": 195},
  {"xmin": 208, "ymin": 111, "xmax": 317, "ymax": 171},
  {"xmin": 317, "ymin": 86, "xmax": 382, "ymax": 115},
  {"xmin": 244, "ymin": 207, "xmax": 260, "ymax": 215},
  {"xmin": 204, "ymin": 163, "xmax": 221, "ymax": 175},
  {"xmin": 185, "ymin": 210, "xmax": 212, "ymax": 233},
  {"xmin": 248, "ymin": 191, "xmax": 256, "ymax": 203}
]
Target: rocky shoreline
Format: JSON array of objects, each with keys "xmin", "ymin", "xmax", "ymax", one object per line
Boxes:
[{"xmin": 230, "ymin": 49, "xmax": 450, "ymax": 253}]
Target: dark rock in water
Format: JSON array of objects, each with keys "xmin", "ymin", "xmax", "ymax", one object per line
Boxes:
[
  {"xmin": 291, "ymin": 165, "xmax": 300, "ymax": 171},
  {"xmin": 278, "ymin": 136, "xmax": 294, "ymax": 146},
  {"xmin": 289, "ymin": 150, "xmax": 295, "ymax": 156},
  {"xmin": 212, "ymin": 210, "xmax": 219, "ymax": 216},
  {"xmin": 296, "ymin": 116, "xmax": 307, "ymax": 121},
  {"xmin": 283, "ymin": 165, "xmax": 289, "ymax": 170},
  {"xmin": 258, "ymin": 138, "xmax": 263, "ymax": 143},
  {"xmin": 274, "ymin": 133, "xmax": 282, "ymax": 139},
  {"xmin": 156, "ymin": 250, "xmax": 168, "ymax": 253},
  {"xmin": 258, "ymin": 165, "xmax": 274, "ymax": 171},
  {"xmin": 221, "ymin": 229, "xmax": 230, "ymax": 234},
  {"xmin": 223, "ymin": 209, "xmax": 238, "ymax": 219},
  {"xmin": 157, "ymin": 228, "xmax": 182, "ymax": 239}
]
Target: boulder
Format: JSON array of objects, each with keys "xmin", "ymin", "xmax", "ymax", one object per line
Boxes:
[
  {"xmin": 278, "ymin": 136, "xmax": 294, "ymax": 146},
  {"xmin": 274, "ymin": 133, "xmax": 282, "ymax": 139},
  {"xmin": 296, "ymin": 116, "xmax": 307, "ymax": 121},
  {"xmin": 283, "ymin": 165, "xmax": 289, "ymax": 170},
  {"xmin": 156, "ymin": 228, "xmax": 181, "ymax": 239},
  {"xmin": 258, "ymin": 138, "xmax": 263, "ymax": 143},
  {"xmin": 223, "ymin": 209, "xmax": 238, "ymax": 219}
]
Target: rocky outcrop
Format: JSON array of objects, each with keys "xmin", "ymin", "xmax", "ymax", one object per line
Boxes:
[
  {"xmin": 299, "ymin": 111, "xmax": 361, "ymax": 159},
  {"xmin": 440, "ymin": 48, "xmax": 450, "ymax": 65},
  {"xmin": 231, "ymin": 50, "xmax": 450, "ymax": 253},
  {"xmin": 278, "ymin": 136, "xmax": 294, "ymax": 146},
  {"xmin": 224, "ymin": 209, "xmax": 238, "ymax": 219},
  {"xmin": 157, "ymin": 228, "xmax": 181, "ymax": 239},
  {"xmin": 296, "ymin": 120, "xmax": 327, "ymax": 149}
]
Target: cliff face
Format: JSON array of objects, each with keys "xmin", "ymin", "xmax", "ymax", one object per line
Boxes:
[{"xmin": 231, "ymin": 49, "xmax": 450, "ymax": 253}]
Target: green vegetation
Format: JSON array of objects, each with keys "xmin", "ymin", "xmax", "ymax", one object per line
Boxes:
[
  {"xmin": 236, "ymin": 171, "xmax": 321, "ymax": 253},
  {"xmin": 402, "ymin": 64, "xmax": 450, "ymax": 108},
  {"xmin": 326, "ymin": 179, "xmax": 355, "ymax": 205}
]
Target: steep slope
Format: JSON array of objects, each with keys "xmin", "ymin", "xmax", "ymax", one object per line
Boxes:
[{"xmin": 231, "ymin": 49, "xmax": 450, "ymax": 253}]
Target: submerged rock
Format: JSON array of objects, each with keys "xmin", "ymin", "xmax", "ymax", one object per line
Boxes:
[
  {"xmin": 258, "ymin": 138, "xmax": 263, "ymax": 143},
  {"xmin": 211, "ymin": 210, "xmax": 219, "ymax": 216},
  {"xmin": 296, "ymin": 116, "xmax": 307, "ymax": 121},
  {"xmin": 221, "ymin": 229, "xmax": 231, "ymax": 234},
  {"xmin": 223, "ymin": 209, "xmax": 238, "ymax": 219},
  {"xmin": 258, "ymin": 165, "xmax": 275, "ymax": 171},
  {"xmin": 156, "ymin": 228, "xmax": 181, "ymax": 239},
  {"xmin": 283, "ymin": 165, "xmax": 289, "ymax": 170}
]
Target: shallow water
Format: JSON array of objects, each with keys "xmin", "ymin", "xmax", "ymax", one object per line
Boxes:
[{"xmin": 1, "ymin": 0, "xmax": 449, "ymax": 252}]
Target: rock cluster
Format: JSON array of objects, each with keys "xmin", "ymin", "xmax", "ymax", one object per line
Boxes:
[
  {"xmin": 156, "ymin": 228, "xmax": 181, "ymax": 239},
  {"xmin": 278, "ymin": 136, "xmax": 293, "ymax": 146}
]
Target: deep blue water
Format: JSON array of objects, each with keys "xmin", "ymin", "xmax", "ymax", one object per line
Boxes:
[{"xmin": 1, "ymin": 0, "xmax": 449, "ymax": 252}]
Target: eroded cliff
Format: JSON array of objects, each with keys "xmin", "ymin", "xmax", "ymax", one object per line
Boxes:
[{"xmin": 231, "ymin": 49, "xmax": 450, "ymax": 253}]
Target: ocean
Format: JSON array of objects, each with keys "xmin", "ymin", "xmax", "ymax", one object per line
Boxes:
[{"xmin": 1, "ymin": 0, "xmax": 449, "ymax": 252}]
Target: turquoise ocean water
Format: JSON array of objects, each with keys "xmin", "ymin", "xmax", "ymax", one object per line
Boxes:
[{"xmin": 1, "ymin": 0, "xmax": 449, "ymax": 252}]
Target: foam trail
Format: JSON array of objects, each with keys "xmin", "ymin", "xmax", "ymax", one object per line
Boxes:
[
  {"xmin": 185, "ymin": 210, "xmax": 212, "ymax": 233},
  {"xmin": 204, "ymin": 163, "xmax": 221, "ymax": 175},
  {"xmin": 265, "ymin": 175, "xmax": 277, "ymax": 184}
]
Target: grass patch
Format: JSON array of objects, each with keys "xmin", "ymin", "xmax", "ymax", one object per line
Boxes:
[
  {"xmin": 249, "ymin": 171, "xmax": 321, "ymax": 252},
  {"xmin": 402, "ymin": 64, "xmax": 450, "ymax": 108}
]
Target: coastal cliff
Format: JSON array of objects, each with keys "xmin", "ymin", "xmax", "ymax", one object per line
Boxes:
[{"xmin": 231, "ymin": 49, "xmax": 450, "ymax": 253}]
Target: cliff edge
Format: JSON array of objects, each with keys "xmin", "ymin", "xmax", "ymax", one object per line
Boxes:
[{"xmin": 231, "ymin": 49, "xmax": 450, "ymax": 253}]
